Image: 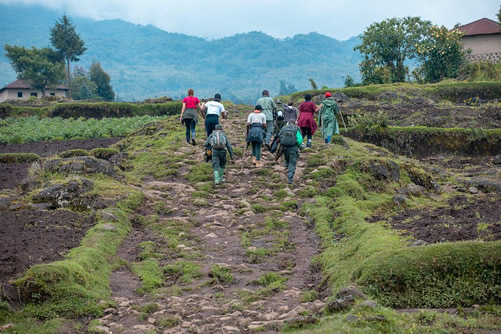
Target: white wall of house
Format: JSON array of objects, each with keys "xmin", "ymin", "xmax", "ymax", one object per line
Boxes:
[
  {"xmin": 0, "ymin": 88, "xmax": 67, "ymax": 102},
  {"xmin": 462, "ymin": 35, "xmax": 501, "ymax": 55}
]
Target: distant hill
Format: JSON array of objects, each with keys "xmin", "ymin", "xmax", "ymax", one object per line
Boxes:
[{"xmin": 0, "ymin": 4, "xmax": 361, "ymax": 103}]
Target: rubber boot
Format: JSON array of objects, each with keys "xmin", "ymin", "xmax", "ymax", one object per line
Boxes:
[
  {"xmin": 213, "ymin": 170, "xmax": 220, "ymax": 185},
  {"xmin": 288, "ymin": 171, "xmax": 294, "ymax": 184},
  {"xmin": 219, "ymin": 168, "xmax": 225, "ymax": 183},
  {"xmin": 307, "ymin": 139, "xmax": 312, "ymax": 148},
  {"xmin": 186, "ymin": 136, "xmax": 190, "ymax": 145},
  {"xmin": 326, "ymin": 136, "xmax": 332, "ymax": 144},
  {"xmin": 252, "ymin": 156, "xmax": 257, "ymax": 165}
]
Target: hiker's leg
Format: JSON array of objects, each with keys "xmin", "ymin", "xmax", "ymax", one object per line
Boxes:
[
  {"xmin": 212, "ymin": 153, "xmax": 221, "ymax": 184},
  {"xmin": 190, "ymin": 119, "xmax": 196, "ymax": 141},
  {"xmin": 184, "ymin": 119, "xmax": 191, "ymax": 142},
  {"xmin": 287, "ymin": 149, "xmax": 298, "ymax": 184},
  {"xmin": 265, "ymin": 120, "xmax": 274, "ymax": 145},
  {"xmin": 255, "ymin": 142, "xmax": 262, "ymax": 161},
  {"xmin": 219, "ymin": 151, "xmax": 227, "ymax": 182},
  {"xmin": 326, "ymin": 135, "xmax": 332, "ymax": 143}
]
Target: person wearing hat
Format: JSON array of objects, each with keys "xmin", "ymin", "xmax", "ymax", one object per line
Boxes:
[
  {"xmin": 246, "ymin": 104, "xmax": 267, "ymax": 167},
  {"xmin": 201, "ymin": 93, "xmax": 226, "ymax": 137},
  {"xmin": 256, "ymin": 90, "xmax": 277, "ymax": 149},
  {"xmin": 316, "ymin": 92, "xmax": 339, "ymax": 143},
  {"xmin": 205, "ymin": 124, "xmax": 234, "ymax": 185}
]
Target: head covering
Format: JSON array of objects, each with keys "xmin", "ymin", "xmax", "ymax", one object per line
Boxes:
[
  {"xmin": 255, "ymin": 104, "xmax": 262, "ymax": 110},
  {"xmin": 304, "ymin": 94, "xmax": 312, "ymax": 101},
  {"xmin": 214, "ymin": 93, "xmax": 221, "ymax": 101},
  {"xmin": 262, "ymin": 90, "xmax": 269, "ymax": 96},
  {"xmin": 325, "ymin": 92, "xmax": 332, "ymax": 98},
  {"xmin": 215, "ymin": 124, "xmax": 223, "ymax": 130}
]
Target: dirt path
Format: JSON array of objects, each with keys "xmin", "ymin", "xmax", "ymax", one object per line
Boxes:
[{"xmin": 99, "ymin": 111, "xmax": 325, "ymax": 333}]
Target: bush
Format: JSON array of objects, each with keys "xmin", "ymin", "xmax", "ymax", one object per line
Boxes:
[
  {"xmin": 0, "ymin": 153, "xmax": 42, "ymax": 163},
  {"xmin": 50, "ymin": 102, "xmax": 182, "ymax": 119}
]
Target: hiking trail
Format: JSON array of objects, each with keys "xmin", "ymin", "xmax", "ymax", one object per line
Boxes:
[{"xmin": 98, "ymin": 108, "xmax": 326, "ymax": 333}]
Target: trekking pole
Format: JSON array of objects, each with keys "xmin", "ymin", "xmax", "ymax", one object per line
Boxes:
[{"xmin": 339, "ymin": 109, "xmax": 348, "ymax": 132}]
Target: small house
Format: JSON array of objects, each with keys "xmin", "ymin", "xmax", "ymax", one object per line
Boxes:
[
  {"xmin": 0, "ymin": 80, "xmax": 69, "ymax": 103},
  {"xmin": 457, "ymin": 18, "xmax": 501, "ymax": 63}
]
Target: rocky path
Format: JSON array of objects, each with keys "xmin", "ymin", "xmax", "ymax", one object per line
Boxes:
[{"xmin": 96, "ymin": 110, "xmax": 326, "ymax": 333}]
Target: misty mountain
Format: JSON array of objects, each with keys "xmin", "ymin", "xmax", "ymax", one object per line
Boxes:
[{"xmin": 0, "ymin": 4, "xmax": 361, "ymax": 103}]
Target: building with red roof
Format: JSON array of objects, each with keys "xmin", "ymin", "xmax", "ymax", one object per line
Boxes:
[
  {"xmin": 0, "ymin": 80, "xmax": 68, "ymax": 103},
  {"xmin": 456, "ymin": 18, "xmax": 501, "ymax": 62}
]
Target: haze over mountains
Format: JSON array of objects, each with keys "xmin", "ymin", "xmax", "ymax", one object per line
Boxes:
[{"xmin": 0, "ymin": 4, "xmax": 361, "ymax": 103}]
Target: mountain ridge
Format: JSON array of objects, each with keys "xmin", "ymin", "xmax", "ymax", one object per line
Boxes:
[{"xmin": 0, "ymin": 4, "xmax": 361, "ymax": 103}]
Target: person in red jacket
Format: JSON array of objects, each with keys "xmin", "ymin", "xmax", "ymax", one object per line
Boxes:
[
  {"xmin": 180, "ymin": 88, "xmax": 201, "ymax": 145},
  {"xmin": 296, "ymin": 94, "xmax": 317, "ymax": 148}
]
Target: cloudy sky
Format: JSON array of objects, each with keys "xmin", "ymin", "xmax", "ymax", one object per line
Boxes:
[{"xmin": 1, "ymin": 0, "xmax": 499, "ymax": 40}]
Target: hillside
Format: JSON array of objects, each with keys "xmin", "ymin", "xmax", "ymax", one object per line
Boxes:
[{"xmin": 0, "ymin": 4, "xmax": 361, "ymax": 103}]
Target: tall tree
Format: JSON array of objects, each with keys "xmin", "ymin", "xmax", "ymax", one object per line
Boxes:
[
  {"xmin": 355, "ymin": 17, "xmax": 432, "ymax": 84},
  {"xmin": 417, "ymin": 26, "xmax": 467, "ymax": 83},
  {"xmin": 5, "ymin": 45, "xmax": 65, "ymax": 96},
  {"xmin": 50, "ymin": 14, "xmax": 86, "ymax": 97},
  {"xmin": 90, "ymin": 61, "xmax": 115, "ymax": 101}
]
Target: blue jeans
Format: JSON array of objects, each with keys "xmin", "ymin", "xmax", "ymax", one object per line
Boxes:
[{"xmin": 265, "ymin": 120, "xmax": 274, "ymax": 145}]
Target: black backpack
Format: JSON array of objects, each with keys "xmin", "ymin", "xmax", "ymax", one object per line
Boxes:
[{"xmin": 280, "ymin": 126, "xmax": 296, "ymax": 147}]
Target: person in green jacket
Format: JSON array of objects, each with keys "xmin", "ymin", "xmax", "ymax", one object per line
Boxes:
[
  {"xmin": 256, "ymin": 90, "xmax": 277, "ymax": 149},
  {"xmin": 278, "ymin": 120, "xmax": 303, "ymax": 184},
  {"xmin": 317, "ymin": 92, "xmax": 339, "ymax": 143},
  {"xmin": 205, "ymin": 124, "xmax": 234, "ymax": 185}
]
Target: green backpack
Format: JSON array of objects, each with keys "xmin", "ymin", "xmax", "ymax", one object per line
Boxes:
[
  {"xmin": 210, "ymin": 130, "xmax": 227, "ymax": 150},
  {"xmin": 280, "ymin": 126, "xmax": 297, "ymax": 147}
]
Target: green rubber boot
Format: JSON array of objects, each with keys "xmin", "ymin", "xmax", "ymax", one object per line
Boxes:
[
  {"xmin": 219, "ymin": 168, "xmax": 225, "ymax": 183},
  {"xmin": 214, "ymin": 171, "xmax": 220, "ymax": 185}
]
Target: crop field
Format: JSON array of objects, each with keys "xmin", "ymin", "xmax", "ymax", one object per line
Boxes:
[{"xmin": 0, "ymin": 115, "xmax": 168, "ymax": 144}]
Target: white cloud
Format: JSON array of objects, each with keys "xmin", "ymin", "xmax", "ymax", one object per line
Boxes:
[{"xmin": 0, "ymin": 0, "xmax": 499, "ymax": 39}]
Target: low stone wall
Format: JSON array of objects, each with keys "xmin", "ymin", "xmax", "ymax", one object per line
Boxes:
[{"xmin": 467, "ymin": 52, "xmax": 501, "ymax": 63}]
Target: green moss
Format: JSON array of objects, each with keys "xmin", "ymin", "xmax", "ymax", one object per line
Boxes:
[
  {"xmin": 251, "ymin": 204, "xmax": 267, "ymax": 213},
  {"xmin": 185, "ymin": 163, "xmax": 212, "ymax": 183},
  {"xmin": 90, "ymin": 148, "xmax": 119, "ymax": 160},
  {"xmin": 209, "ymin": 264, "xmax": 233, "ymax": 284},
  {"xmin": 300, "ymin": 290, "xmax": 319, "ymax": 303},
  {"xmin": 131, "ymin": 258, "xmax": 164, "ymax": 295},
  {"xmin": 13, "ymin": 207, "xmax": 130, "ymax": 318},
  {"xmin": 59, "ymin": 149, "xmax": 89, "ymax": 158},
  {"xmin": 163, "ymin": 260, "xmax": 203, "ymax": 283},
  {"xmin": 0, "ymin": 153, "xmax": 41, "ymax": 163}
]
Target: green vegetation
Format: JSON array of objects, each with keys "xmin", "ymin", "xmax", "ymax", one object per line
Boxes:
[
  {"xmin": 303, "ymin": 139, "xmax": 501, "ymax": 308},
  {"xmin": 0, "ymin": 115, "xmax": 168, "ymax": 144},
  {"xmin": 0, "ymin": 153, "xmax": 41, "ymax": 163},
  {"xmin": 163, "ymin": 260, "xmax": 203, "ymax": 283},
  {"xmin": 290, "ymin": 81, "xmax": 501, "ymax": 104},
  {"xmin": 209, "ymin": 264, "xmax": 234, "ymax": 284}
]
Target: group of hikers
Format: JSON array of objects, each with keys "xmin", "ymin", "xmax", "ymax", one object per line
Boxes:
[{"xmin": 179, "ymin": 88, "xmax": 341, "ymax": 185}]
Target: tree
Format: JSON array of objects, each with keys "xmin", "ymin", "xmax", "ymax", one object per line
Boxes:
[
  {"xmin": 50, "ymin": 15, "xmax": 86, "ymax": 97},
  {"xmin": 309, "ymin": 78, "xmax": 318, "ymax": 90},
  {"xmin": 71, "ymin": 66, "xmax": 98, "ymax": 100},
  {"xmin": 355, "ymin": 17, "xmax": 432, "ymax": 84},
  {"xmin": 5, "ymin": 45, "xmax": 65, "ymax": 96},
  {"xmin": 344, "ymin": 75, "xmax": 355, "ymax": 87},
  {"xmin": 498, "ymin": 5, "xmax": 501, "ymax": 24},
  {"xmin": 416, "ymin": 26, "xmax": 467, "ymax": 83},
  {"xmin": 278, "ymin": 80, "xmax": 297, "ymax": 95},
  {"xmin": 90, "ymin": 61, "xmax": 115, "ymax": 101}
]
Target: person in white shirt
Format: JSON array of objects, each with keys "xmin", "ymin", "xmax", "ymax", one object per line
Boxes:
[
  {"xmin": 246, "ymin": 105, "xmax": 267, "ymax": 167},
  {"xmin": 201, "ymin": 93, "xmax": 226, "ymax": 137}
]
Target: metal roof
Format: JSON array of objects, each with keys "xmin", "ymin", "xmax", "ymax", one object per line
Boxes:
[
  {"xmin": 0, "ymin": 79, "xmax": 68, "ymax": 92},
  {"xmin": 457, "ymin": 18, "xmax": 501, "ymax": 36}
]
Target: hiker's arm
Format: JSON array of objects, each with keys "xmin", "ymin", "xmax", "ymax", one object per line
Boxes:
[
  {"xmin": 315, "ymin": 103, "xmax": 323, "ymax": 112},
  {"xmin": 262, "ymin": 121, "xmax": 267, "ymax": 129},
  {"xmin": 180, "ymin": 102, "xmax": 186, "ymax": 121},
  {"xmin": 200, "ymin": 103, "xmax": 206, "ymax": 119},
  {"xmin": 226, "ymin": 140, "xmax": 234, "ymax": 159}
]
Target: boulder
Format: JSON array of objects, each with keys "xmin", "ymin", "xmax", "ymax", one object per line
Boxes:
[
  {"xmin": 378, "ymin": 91, "xmax": 398, "ymax": 101},
  {"xmin": 393, "ymin": 194, "xmax": 407, "ymax": 206},
  {"xmin": 44, "ymin": 157, "xmax": 116, "ymax": 176},
  {"xmin": 493, "ymin": 154, "xmax": 501, "ymax": 165},
  {"xmin": 32, "ymin": 178, "xmax": 94, "ymax": 209},
  {"xmin": 406, "ymin": 183, "xmax": 425, "ymax": 196}
]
